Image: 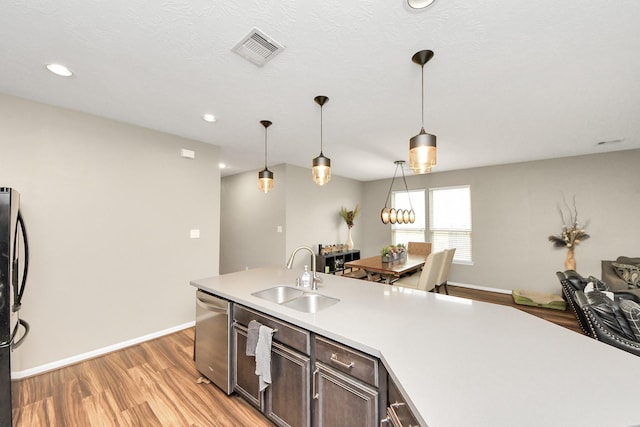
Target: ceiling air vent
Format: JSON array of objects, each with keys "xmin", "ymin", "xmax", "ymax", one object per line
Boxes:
[{"xmin": 232, "ymin": 28, "xmax": 285, "ymax": 67}]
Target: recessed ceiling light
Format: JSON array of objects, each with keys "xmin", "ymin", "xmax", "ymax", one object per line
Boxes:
[
  {"xmin": 218, "ymin": 163, "xmax": 228, "ymax": 169},
  {"xmin": 202, "ymin": 114, "xmax": 217, "ymax": 123},
  {"xmin": 404, "ymin": 0, "xmax": 436, "ymax": 11},
  {"xmin": 46, "ymin": 63, "xmax": 73, "ymax": 77}
]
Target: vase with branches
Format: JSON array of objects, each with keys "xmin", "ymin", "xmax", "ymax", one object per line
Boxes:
[
  {"xmin": 340, "ymin": 205, "xmax": 359, "ymax": 250},
  {"xmin": 548, "ymin": 196, "xmax": 590, "ymax": 270}
]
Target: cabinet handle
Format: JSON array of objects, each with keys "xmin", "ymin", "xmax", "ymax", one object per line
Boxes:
[
  {"xmin": 330, "ymin": 353, "xmax": 354, "ymax": 369},
  {"xmin": 312, "ymin": 367, "xmax": 319, "ymax": 399},
  {"xmin": 387, "ymin": 403, "xmax": 403, "ymax": 427}
]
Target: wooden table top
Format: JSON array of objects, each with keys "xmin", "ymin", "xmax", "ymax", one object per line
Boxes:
[{"xmin": 345, "ymin": 254, "xmax": 426, "ymax": 277}]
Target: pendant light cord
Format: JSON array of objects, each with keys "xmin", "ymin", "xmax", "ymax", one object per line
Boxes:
[
  {"xmin": 421, "ymin": 63, "xmax": 425, "ymax": 130},
  {"xmin": 400, "ymin": 162, "xmax": 414, "ymax": 211},
  {"xmin": 264, "ymin": 127, "xmax": 268, "ymax": 168},
  {"xmin": 383, "ymin": 161, "xmax": 414, "ymax": 210},
  {"xmin": 383, "ymin": 162, "xmax": 400, "ymax": 208},
  {"xmin": 320, "ymin": 104, "xmax": 324, "ymax": 155}
]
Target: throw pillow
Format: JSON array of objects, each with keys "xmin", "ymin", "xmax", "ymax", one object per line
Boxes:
[
  {"xmin": 619, "ymin": 299, "xmax": 640, "ymax": 342},
  {"xmin": 611, "ymin": 262, "xmax": 640, "ymax": 289},
  {"xmin": 586, "ymin": 276, "xmax": 609, "ymax": 291},
  {"xmin": 617, "ymin": 256, "xmax": 640, "ymax": 265}
]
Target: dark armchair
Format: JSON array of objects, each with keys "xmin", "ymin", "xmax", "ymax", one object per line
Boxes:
[{"xmin": 557, "ymin": 270, "xmax": 640, "ymax": 357}]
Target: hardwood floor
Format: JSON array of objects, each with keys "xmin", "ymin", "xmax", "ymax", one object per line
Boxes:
[
  {"xmin": 445, "ymin": 285, "xmax": 582, "ymax": 334},
  {"xmin": 12, "ymin": 328, "xmax": 272, "ymax": 427},
  {"xmin": 12, "ymin": 286, "xmax": 581, "ymax": 426}
]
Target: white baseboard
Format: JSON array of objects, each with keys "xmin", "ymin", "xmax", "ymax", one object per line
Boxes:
[
  {"xmin": 448, "ymin": 281, "xmax": 512, "ymax": 295},
  {"xmin": 12, "ymin": 321, "xmax": 195, "ymax": 380}
]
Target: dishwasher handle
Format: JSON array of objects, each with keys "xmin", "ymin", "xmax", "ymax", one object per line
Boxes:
[{"xmin": 196, "ymin": 290, "xmax": 229, "ymax": 313}]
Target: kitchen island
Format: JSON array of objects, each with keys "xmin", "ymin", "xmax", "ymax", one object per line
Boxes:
[{"xmin": 191, "ymin": 267, "xmax": 640, "ymax": 427}]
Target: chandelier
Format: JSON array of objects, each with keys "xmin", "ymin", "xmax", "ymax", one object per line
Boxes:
[{"xmin": 380, "ymin": 160, "xmax": 416, "ymax": 224}]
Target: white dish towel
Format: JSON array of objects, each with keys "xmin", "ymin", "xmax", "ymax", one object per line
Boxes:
[
  {"xmin": 246, "ymin": 320, "xmax": 261, "ymax": 356},
  {"xmin": 255, "ymin": 324, "xmax": 274, "ymax": 392}
]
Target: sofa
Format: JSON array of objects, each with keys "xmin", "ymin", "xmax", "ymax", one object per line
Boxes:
[
  {"xmin": 601, "ymin": 256, "xmax": 640, "ymax": 299},
  {"xmin": 557, "ymin": 270, "xmax": 640, "ymax": 357}
]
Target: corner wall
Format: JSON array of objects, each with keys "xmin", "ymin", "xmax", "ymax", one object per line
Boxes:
[{"xmin": 0, "ymin": 93, "xmax": 221, "ymax": 372}]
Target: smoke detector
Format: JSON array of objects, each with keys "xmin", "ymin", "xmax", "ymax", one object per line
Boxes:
[{"xmin": 232, "ymin": 28, "xmax": 285, "ymax": 67}]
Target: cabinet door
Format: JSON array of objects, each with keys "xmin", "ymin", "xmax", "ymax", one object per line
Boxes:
[
  {"xmin": 265, "ymin": 342, "xmax": 311, "ymax": 427},
  {"xmin": 233, "ymin": 327, "xmax": 261, "ymax": 408},
  {"xmin": 314, "ymin": 362, "xmax": 379, "ymax": 427}
]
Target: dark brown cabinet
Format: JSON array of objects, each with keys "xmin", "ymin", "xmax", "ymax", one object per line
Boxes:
[
  {"xmin": 313, "ymin": 362, "xmax": 379, "ymax": 427},
  {"xmin": 312, "ymin": 336, "xmax": 382, "ymax": 427},
  {"xmin": 230, "ymin": 303, "xmax": 405, "ymax": 427},
  {"xmin": 233, "ymin": 306, "xmax": 311, "ymax": 427},
  {"xmin": 265, "ymin": 344, "xmax": 310, "ymax": 427}
]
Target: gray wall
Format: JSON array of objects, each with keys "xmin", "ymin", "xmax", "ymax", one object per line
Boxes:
[
  {"xmin": 0, "ymin": 93, "xmax": 220, "ymax": 372},
  {"xmin": 220, "ymin": 164, "xmax": 287, "ymax": 273},
  {"xmin": 220, "ymin": 164, "xmax": 363, "ymax": 273},
  {"xmin": 362, "ymin": 150, "xmax": 640, "ymax": 293}
]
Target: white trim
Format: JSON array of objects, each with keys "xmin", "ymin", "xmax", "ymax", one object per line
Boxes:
[
  {"xmin": 448, "ymin": 281, "xmax": 512, "ymax": 295},
  {"xmin": 12, "ymin": 321, "xmax": 195, "ymax": 380}
]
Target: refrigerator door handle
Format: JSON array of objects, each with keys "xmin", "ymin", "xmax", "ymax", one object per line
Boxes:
[
  {"xmin": 11, "ymin": 319, "xmax": 29, "ymax": 350},
  {"xmin": 15, "ymin": 210, "xmax": 28, "ymax": 306}
]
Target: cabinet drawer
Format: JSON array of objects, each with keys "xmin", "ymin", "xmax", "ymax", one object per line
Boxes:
[
  {"xmin": 234, "ymin": 304, "xmax": 310, "ymax": 355},
  {"xmin": 314, "ymin": 336, "xmax": 378, "ymax": 387}
]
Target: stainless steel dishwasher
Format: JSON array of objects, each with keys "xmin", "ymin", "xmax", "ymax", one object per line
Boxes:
[{"xmin": 195, "ymin": 289, "xmax": 232, "ymax": 394}]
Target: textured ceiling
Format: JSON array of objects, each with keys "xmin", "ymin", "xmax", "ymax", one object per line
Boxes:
[{"xmin": 1, "ymin": 0, "xmax": 639, "ymax": 181}]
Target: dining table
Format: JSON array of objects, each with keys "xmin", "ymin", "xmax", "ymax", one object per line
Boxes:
[{"xmin": 344, "ymin": 254, "xmax": 426, "ymax": 284}]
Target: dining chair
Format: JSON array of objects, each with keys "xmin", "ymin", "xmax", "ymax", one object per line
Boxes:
[
  {"xmin": 394, "ymin": 250, "xmax": 445, "ymax": 292},
  {"xmin": 434, "ymin": 248, "xmax": 456, "ymax": 294},
  {"xmin": 407, "ymin": 242, "xmax": 432, "ymax": 258}
]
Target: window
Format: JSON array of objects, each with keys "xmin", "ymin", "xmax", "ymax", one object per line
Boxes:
[
  {"xmin": 429, "ymin": 186, "xmax": 472, "ymax": 263},
  {"xmin": 391, "ymin": 189, "xmax": 425, "ymax": 246}
]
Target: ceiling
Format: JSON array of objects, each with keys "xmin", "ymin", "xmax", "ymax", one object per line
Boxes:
[{"xmin": 1, "ymin": 1, "xmax": 639, "ymax": 182}]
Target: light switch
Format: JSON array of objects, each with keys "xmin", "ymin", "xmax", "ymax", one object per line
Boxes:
[
  {"xmin": 190, "ymin": 229, "xmax": 200, "ymax": 238},
  {"xmin": 277, "ymin": 226, "xmax": 283, "ymax": 233}
]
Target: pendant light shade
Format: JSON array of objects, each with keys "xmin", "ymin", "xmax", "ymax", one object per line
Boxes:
[
  {"xmin": 257, "ymin": 120, "xmax": 274, "ymax": 193},
  {"xmin": 312, "ymin": 96, "xmax": 331, "ymax": 186},
  {"xmin": 380, "ymin": 160, "xmax": 416, "ymax": 225},
  {"xmin": 409, "ymin": 49, "xmax": 437, "ymax": 174}
]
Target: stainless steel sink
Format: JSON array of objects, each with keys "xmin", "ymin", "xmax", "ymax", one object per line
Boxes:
[
  {"xmin": 282, "ymin": 293, "xmax": 340, "ymax": 313},
  {"xmin": 251, "ymin": 286, "xmax": 305, "ymax": 304}
]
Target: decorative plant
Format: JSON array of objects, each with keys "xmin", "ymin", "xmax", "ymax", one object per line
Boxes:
[
  {"xmin": 548, "ymin": 196, "xmax": 590, "ymax": 249},
  {"xmin": 380, "ymin": 244, "xmax": 406, "ymax": 256},
  {"xmin": 340, "ymin": 205, "xmax": 360, "ymax": 229}
]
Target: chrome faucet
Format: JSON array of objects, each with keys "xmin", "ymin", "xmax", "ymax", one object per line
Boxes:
[{"xmin": 286, "ymin": 246, "xmax": 322, "ymax": 290}]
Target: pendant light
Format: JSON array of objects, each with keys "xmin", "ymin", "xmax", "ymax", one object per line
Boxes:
[
  {"xmin": 312, "ymin": 95, "xmax": 331, "ymax": 186},
  {"xmin": 257, "ymin": 120, "xmax": 274, "ymax": 193},
  {"xmin": 380, "ymin": 160, "xmax": 416, "ymax": 224},
  {"xmin": 409, "ymin": 50, "xmax": 437, "ymax": 174}
]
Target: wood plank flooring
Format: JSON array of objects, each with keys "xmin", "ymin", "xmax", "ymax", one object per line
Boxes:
[
  {"xmin": 12, "ymin": 328, "xmax": 272, "ymax": 427},
  {"xmin": 11, "ymin": 286, "xmax": 581, "ymax": 426},
  {"xmin": 445, "ymin": 285, "xmax": 582, "ymax": 334}
]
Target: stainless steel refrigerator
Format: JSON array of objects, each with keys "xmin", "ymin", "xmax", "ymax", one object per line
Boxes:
[{"xmin": 0, "ymin": 188, "xmax": 29, "ymax": 427}]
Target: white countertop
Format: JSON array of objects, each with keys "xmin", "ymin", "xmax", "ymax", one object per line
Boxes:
[{"xmin": 191, "ymin": 267, "xmax": 640, "ymax": 427}]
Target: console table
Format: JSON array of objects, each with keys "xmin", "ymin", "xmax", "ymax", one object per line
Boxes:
[{"xmin": 317, "ymin": 250, "xmax": 360, "ymax": 274}]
